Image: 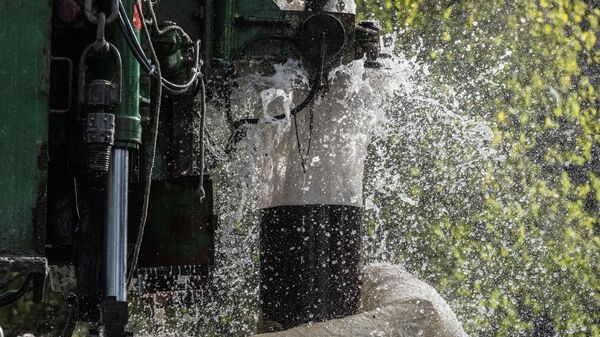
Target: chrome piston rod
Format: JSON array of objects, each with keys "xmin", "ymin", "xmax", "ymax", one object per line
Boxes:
[{"xmin": 106, "ymin": 148, "xmax": 128, "ymax": 301}]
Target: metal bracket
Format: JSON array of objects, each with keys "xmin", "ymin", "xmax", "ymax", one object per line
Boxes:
[
  {"xmin": 49, "ymin": 56, "xmax": 74, "ymax": 114},
  {"xmin": 0, "ymin": 255, "xmax": 48, "ymax": 274}
]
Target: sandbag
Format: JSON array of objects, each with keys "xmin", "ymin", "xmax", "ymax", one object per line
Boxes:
[{"xmin": 254, "ymin": 263, "xmax": 468, "ymax": 337}]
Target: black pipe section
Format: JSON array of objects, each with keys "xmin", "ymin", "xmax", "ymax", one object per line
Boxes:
[{"xmin": 260, "ymin": 205, "xmax": 363, "ymax": 330}]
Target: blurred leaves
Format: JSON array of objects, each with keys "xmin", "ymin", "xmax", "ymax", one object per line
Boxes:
[{"xmin": 359, "ymin": 0, "xmax": 600, "ymax": 336}]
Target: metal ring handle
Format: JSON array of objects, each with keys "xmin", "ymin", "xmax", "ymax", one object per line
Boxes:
[{"xmin": 78, "ymin": 42, "xmax": 123, "ymax": 105}]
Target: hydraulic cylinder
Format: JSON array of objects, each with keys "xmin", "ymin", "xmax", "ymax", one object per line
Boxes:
[{"xmin": 106, "ymin": 148, "xmax": 129, "ymax": 301}]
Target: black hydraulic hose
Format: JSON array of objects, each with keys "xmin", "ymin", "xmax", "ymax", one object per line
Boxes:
[
  {"xmin": 225, "ymin": 35, "xmax": 327, "ymax": 153},
  {"xmin": 197, "ymin": 73, "xmax": 207, "ymax": 198},
  {"xmin": 59, "ymin": 305, "xmax": 76, "ymax": 337},
  {"xmin": 0, "ymin": 274, "xmax": 33, "ymax": 308},
  {"xmin": 224, "ymin": 35, "xmax": 301, "ymax": 131},
  {"xmin": 232, "ymin": 35, "xmax": 327, "ymax": 128},
  {"xmin": 117, "ymin": 0, "xmax": 200, "ymax": 94},
  {"xmin": 0, "ymin": 273, "xmax": 23, "ymax": 289},
  {"xmin": 294, "ymin": 101, "xmax": 315, "ymax": 173},
  {"xmin": 293, "ymin": 38, "xmax": 326, "ymax": 173},
  {"xmin": 204, "ymin": 128, "xmax": 228, "ymax": 163},
  {"xmin": 127, "ymin": 0, "xmax": 162, "ymax": 290},
  {"xmin": 117, "ymin": 4, "xmax": 151, "ymax": 68},
  {"xmin": 145, "ymin": 0, "xmax": 192, "ymax": 44}
]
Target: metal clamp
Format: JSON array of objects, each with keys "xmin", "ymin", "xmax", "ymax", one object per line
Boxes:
[{"xmin": 355, "ymin": 21, "xmax": 382, "ymax": 68}]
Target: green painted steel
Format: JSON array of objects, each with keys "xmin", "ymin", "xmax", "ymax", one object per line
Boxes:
[
  {"xmin": 111, "ymin": 0, "xmax": 142, "ymax": 148},
  {"xmin": 0, "ymin": 0, "xmax": 52, "ymax": 255},
  {"xmin": 212, "ymin": 0, "xmax": 356, "ymax": 63},
  {"xmin": 215, "ymin": 0, "xmax": 237, "ymax": 60},
  {"xmin": 137, "ymin": 178, "xmax": 214, "ymax": 268}
]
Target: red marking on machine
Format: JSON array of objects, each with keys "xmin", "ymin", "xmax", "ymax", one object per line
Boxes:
[{"xmin": 133, "ymin": 5, "xmax": 142, "ymax": 30}]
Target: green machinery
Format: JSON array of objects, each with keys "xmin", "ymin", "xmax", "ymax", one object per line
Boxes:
[
  {"xmin": 0, "ymin": 0, "xmax": 380, "ymax": 335},
  {"xmin": 0, "ymin": 0, "xmax": 53, "ymax": 300}
]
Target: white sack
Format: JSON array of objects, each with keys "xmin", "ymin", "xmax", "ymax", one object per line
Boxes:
[{"xmin": 254, "ymin": 263, "xmax": 468, "ymax": 337}]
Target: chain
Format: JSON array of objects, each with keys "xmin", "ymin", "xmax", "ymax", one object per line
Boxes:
[
  {"xmin": 84, "ymin": 0, "xmax": 119, "ymax": 24},
  {"xmin": 78, "ymin": 0, "xmax": 123, "ymax": 107},
  {"xmin": 83, "ymin": 0, "xmax": 119, "ymax": 53},
  {"xmin": 92, "ymin": 12, "xmax": 110, "ymax": 52}
]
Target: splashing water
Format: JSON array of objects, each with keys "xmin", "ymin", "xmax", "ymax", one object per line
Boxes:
[{"xmin": 128, "ymin": 37, "xmax": 494, "ymax": 336}]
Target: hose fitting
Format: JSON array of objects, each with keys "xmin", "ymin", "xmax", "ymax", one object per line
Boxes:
[{"xmin": 84, "ymin": 112, "xmax": 115, "ymax": 174}]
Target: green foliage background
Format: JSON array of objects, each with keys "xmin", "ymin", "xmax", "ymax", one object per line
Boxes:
[{"xmin": 358, "ymin": 0, "xmax": 600, "ymax": 336}]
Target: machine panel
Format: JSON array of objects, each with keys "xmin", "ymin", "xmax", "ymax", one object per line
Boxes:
[{"xmin": 0, "ymin": 0, "xmax": 52, "ymax": 265}]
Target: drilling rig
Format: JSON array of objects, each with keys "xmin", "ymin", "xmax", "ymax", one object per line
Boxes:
[{"xmin": 0, "ymin": 0, "xmax": 380, "ymax": 335}]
